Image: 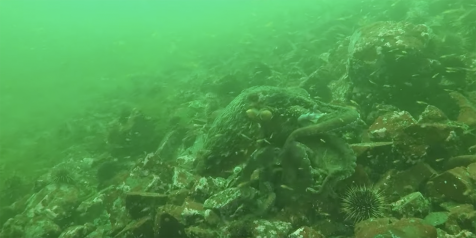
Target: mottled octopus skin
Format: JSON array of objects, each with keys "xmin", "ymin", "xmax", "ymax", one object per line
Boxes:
[
  {"xmin": 284, "ymin": 108, "xmax": 360, "ymax": 147},
  {"xmin": 282, "ymin": 108, "xmax": 360, "ymax": 196}
]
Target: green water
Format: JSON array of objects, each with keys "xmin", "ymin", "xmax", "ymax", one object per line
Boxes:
[
  {"xmin": 0, "ymin": 0, "xmax": 365, "ymax": 174},
  {"xmin": 0, "ymin": 0, "xmax": 332, "ymax": 173}
]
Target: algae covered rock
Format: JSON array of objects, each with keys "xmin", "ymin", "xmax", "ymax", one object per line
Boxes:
[
  {"xmin": 354, "ymin": 218, "xmax": 437, "ymax": 238},
  {"xmin": 289, "ymin": 226, "xmax": 325, "ymax": 238},
  {"xmin": 426, "ymin": 165, "xmax": 476, "ymax": 204},
  {"xmin": 58, "ymin": 223, "xmax": 95, "ymax": 238},
  {"xmin": 391, "ymin": 192, "xmax": 430, "ymax": 218},
  {"xmin": 424, "ymin": 212, "xmax": 449, "ymax": 227},
  {"xmin": 348, "ymin": 21, "xmax": 433, "ymax": 88},
  {"xmin": 348, "ymin": 21, "xmax": 438, "ymax": 115},
  {"xmin": 203, "ymin": 186, "xmax": 258, "ymax": 219},
  {"xmin": 107, "ymin": 108, "xmax": 162, "ymax": 158}
]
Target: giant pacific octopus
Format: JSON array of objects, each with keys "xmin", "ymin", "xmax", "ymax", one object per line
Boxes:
[{"xmin": 279, "ymin": 106, "xmax": 360, "ymax": 198}]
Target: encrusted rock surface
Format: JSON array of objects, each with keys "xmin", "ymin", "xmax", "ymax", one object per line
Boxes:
[
  {"xmin": 426, "ymin": 165, "xmax": 476, "ymax": 203},
  {"xmin": 391, "ymin": 192, "xmax": 431, "ymax": 218},
  {"xmin": 354, "ymin": 218, "xmax": 437, "ymax": 238}
]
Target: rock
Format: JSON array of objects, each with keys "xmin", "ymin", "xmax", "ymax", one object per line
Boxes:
[
  {"xmin": 125, "ymin": 192, "xmax": 168, "ymax": 219},
  {"xmin": 398, "ymin": 122, "xmax": 466, "ymax": 163},
  {"xmin": 375, "ymin": 163, "xmax": 436, "ymax": 201},
  {"xmin": 445, "ymin": 204, "xmax": 476, "ymax": 235},
  {"xmin": 155, "ymin": 129, "xmax": 188, "ymax": 161},
  {"xmin": 37, "ymin": 185, "xmax": 82, "ymax": 226},
  {"xmin": 203, "ymin": 209, "xmax": 221, "ymax": 227},
  {"xmin": 168, "ymin": 189, "xmax": 189, "ymax": 206},
  {"xmin": 176, "ymin": 154, "xmax": 198, "ymax": 170},
  {"xmin": 185, "ymin": 226, "xmax": 217, "ymax": 238},
  {"xmin": 256, "ymin": 192, "xmax": 276, "ymax": 216},
  {"xmin": 368, "ymin": 111, "xmax": 416, "ymax": 141},
  {"xmin": 0, "ymin": 206, "xmax": 19, "ymax": 229},
  {"xmin": 288, "ymin": 226, "xmax": 325, "ymax": 238},
  {"xmin": 0, "ymin": 184, "xmax": 82, "ymax": 238},
  {"xmin": 354, "ymin": 218, "xmax": 396, "ymax": 238},
  {"xmin": 28, "ymin": 218, "xmax": 62, "ymax": 238},
  {"xmin": 144, "ymin": 197, "xmax": 205, "ymax": 229},
  {"xmin": 467, "ymin": 162, "xmax": 476, "ymax": 181},
  {"xmin": 444, "ymin": 156, "xmax": 476, "ymax": 170},
  {"xmin": 251, "ymin": 220, "xmax": 292, "ymax": 238},
  {"xmin": 155, "ymin": 212, "xmax": 188, "ymax": 238},
  {"xmin": 426, "ymin": 166, "xmax": 476, "ymax": 203},
  {"xmin": 391, "ymin": 192, "xmax": 430, "ymax": 218},
  {"xmin": 59, "ymin": 223, "xmax": 95, "ymax": 238},
  {"xmin": 417, "ymin": 105, "xmax": 449, "ymax": 124},
  {"xmin": 172, "ymin": 167, "xmax": 197, "ymax": 190},
  {"xmin": 335, "ymin": 164, "xmax": 372, "ymax": 197},
  {"xmin": 424, "ymin": 212, "xmax": 449, "ymax": 228},
  {"xmin": 180, "ymin": 199, "xmax": 205, "ymax": 226},
  {"xmin": 114, "ymin": 216, "xmax": 154, "ymax": 238},
  {"xmin": 436, "ymin": 228, "xmax": 476, "ymax": 238},
  {"xmin": 84, "ymin": 228, "xmax": 110, "ymax": 238},
  {"xmin": 312, "ymin": 219, "xmax": 351, "ymax": 237},
  {"xmin": 223, "ymin": 219, "xmax": 255, "ymax": 238},
  {"xmin": 350, "ymin": 142, "xmax": 395, "ymax": 175},
  {"xmin": 126, "ymin": 154, "xmax": 175, "ymax": 193},
  {"xmin": 347, "ymin": 21, "xmax": 437, "ymax": 116},
  {"xmin": 0, "ymin": 217, "xmax": 24, "ymax": 238},
  {"xmin": 449, "ymin": 91, "xmax": 476, "ymax": 127},
  {"xmin": 299, "ymin": 37, "xmax": 350, "ymax": 102},
  {"xmin": 107, "ymin": 108, "xmax": 162, "ymax": 158},
  {"xmin": 348, "ymin": 21, "xmax": 432, "ymax": 86},
  {"xmin": 457, "ymin": 231, "xmax": 476, "ymax": 238},
  {"xmin": 401, "ymin": 122, "xmax": 466, "ymax": 153},
  {"xmin": 0, "ymin": 175, "xmax": 30, "ymax": 208},
  {"xmin": 75, "ymin": 186, "xmax": 130, "ymax": 237},
  {"xmin": 354, "ymin": 218, "xmax": 437, "ymax": 238},
  {"xmin": 203, "ymin": 187, "xmax": 258, "ymax": 218},
  {"xmin": 3, "ymin": 217, "xmax": 60, "ymax": 238},
  {"xmin": 368, "ymin": 109, "xmax": 469, "ymax": 164},
  {"xmin": 190, "ymin": 177, "xmax": 227, "ymax": 203}
]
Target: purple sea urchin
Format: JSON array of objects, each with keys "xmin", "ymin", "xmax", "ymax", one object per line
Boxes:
[{"xmin": 342, "ymin": 185, "xmax": 385, "ymax": 223}]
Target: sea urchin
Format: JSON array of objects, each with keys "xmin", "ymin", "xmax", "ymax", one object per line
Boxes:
[
  {"xmin": 52, "ymin": 168, "xmax": 74, "ymax": 184},
  {"xmin": 342, "ymin": 185, "xmax": 385, "ymax": 223}
]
